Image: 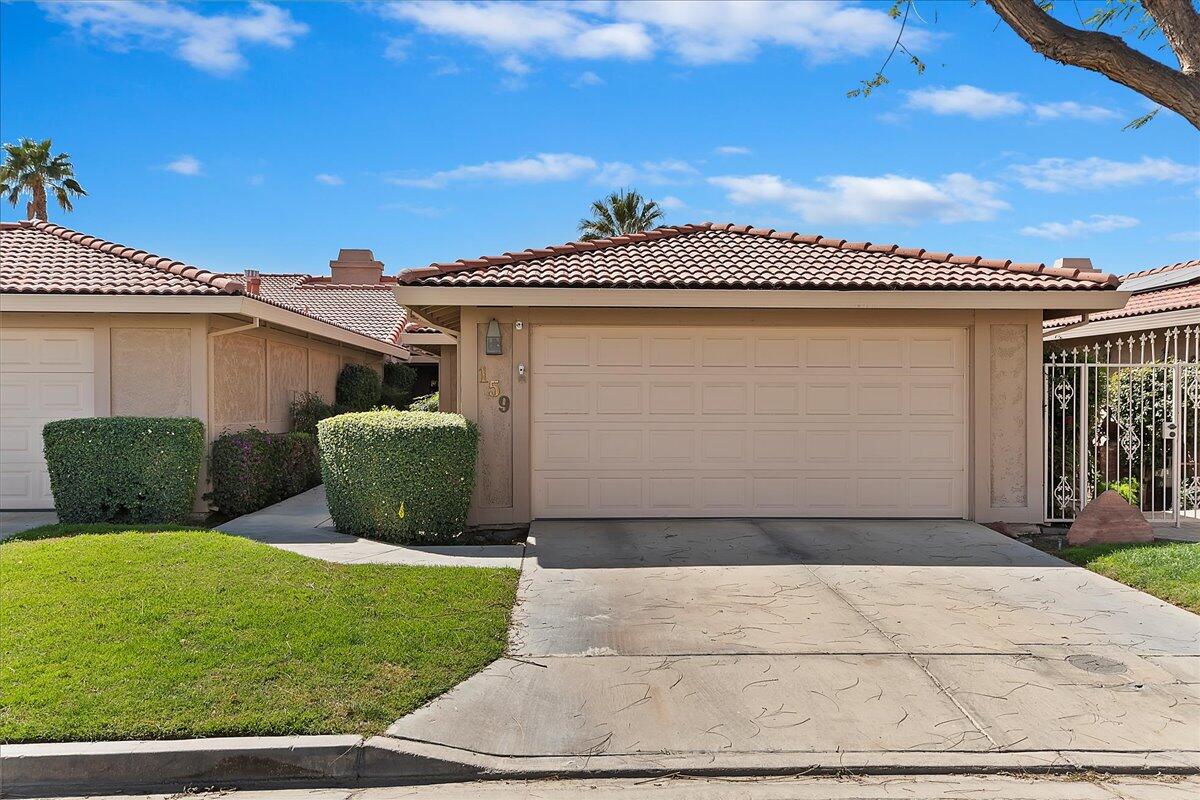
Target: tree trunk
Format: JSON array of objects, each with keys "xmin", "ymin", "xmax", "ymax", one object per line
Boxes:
[
  {"xmin": 29, "ymin": 182, "xmax": 47, "ymax": 220},
  {"xmin": 987, "ymin": 0, "xmax": 1200, "ymax": 130}
]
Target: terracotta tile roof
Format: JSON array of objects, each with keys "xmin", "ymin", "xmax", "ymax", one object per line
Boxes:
[
  {"xmin": 400, "ymin": 222, "xmax": 1120, "ymax": 291},
  {"xmin": 1, "ymin": 219, "xmax": 240, "ymax": 295},
  {"xmin": 249, "ymin": 274, "xmax": 416, "ymax": 344},
  {"xmin": 1045, "ymin": 259, "xmax": 1200, "ymax": 330},
  {"xmin": 0, "ymin": 219, "xmax": 410, "ymax": 348}
]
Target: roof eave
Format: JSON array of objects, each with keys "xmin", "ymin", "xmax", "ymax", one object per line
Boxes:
[{"xmin": 395, "ymin": 285, "xmax": 1130, "ymax": 312}]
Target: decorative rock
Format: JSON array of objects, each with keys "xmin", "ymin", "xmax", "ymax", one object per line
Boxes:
[{"xmin": 1067, "ymin": 490, "xmax": 1154, "ymax": 546}]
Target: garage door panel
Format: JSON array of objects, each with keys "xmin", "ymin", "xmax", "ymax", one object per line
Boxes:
[
  {"xmin": 1, "ymin": 329, "xmax": 95, "ymax": 509},
  {"xmin": 531, "ymin": 327, "xmax": 967, "ymax": 518}
]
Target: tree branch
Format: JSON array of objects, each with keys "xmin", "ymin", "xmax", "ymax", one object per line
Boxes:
[
  {"xmin": 1141, "ymin": 0, "xmax": 1200, "ymax": 75},
  {"xmin": 986, "ymin": 0, "xmax": 1200, "ymax": 129}
]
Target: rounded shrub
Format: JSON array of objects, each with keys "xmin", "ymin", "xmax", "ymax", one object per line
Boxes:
[
  {"xmin": 318, "ymin": 410, "xmax": 477, "ymax": 544},
  {"xmin": 336, "ymin": 363, "xmax": 382, "ymax": 411},
  {"xmin": 42, "ymin": 416, "xmax": 205, "ymax": 523}
]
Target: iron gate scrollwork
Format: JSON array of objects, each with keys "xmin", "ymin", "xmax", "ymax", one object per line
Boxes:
[{"xmin": 1044, "ymin": 328, "xmax": 1200, "ymax": 526}]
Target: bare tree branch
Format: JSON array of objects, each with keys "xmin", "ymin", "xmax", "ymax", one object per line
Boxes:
[{"xmin": 986, "ymin": 0, "xmax": 1200, "ymax": 129}]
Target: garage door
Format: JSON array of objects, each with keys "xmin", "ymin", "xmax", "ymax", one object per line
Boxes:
[
  {"xmin": 531, "ymin": 326, "xmax": 968, "ymax": 518},
  {"xmin": 0, "ymin": 329, "xmax": 95, "ymax": 509}
]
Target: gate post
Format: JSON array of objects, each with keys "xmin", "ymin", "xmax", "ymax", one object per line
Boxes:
[
  {"xmin": 1173, "ymin": 363, "xmax": 1182, "ymax": 528},
  {"xmin": 1079, "ymin": 365, "xmax": 1089, "ymax": 512}
]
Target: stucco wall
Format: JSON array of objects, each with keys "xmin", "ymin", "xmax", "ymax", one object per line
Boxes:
[
  {"xmin": 209, "ymin": 320, "xmax": 384, "ymax": 435},
  {"xmin": 456, "ymin": 306, "xmax": 1045, "ymax": 526},
  {"xmin": 110, "ymin": 327, "xmax": 194, "ymax": 416}
]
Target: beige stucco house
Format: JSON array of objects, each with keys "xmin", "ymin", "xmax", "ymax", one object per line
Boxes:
[
  {"xmin": 0, "ymin": 220, "xmax": 418, "ymax": 510},
  {"xmin": 397, "ymin": 222, "xmax": 1128, "ymax": 527}
]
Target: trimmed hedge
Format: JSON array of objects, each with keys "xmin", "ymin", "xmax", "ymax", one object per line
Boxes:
[
  {"xmin": 208, "ymin": 429, "xmax": 321, "ymax": 517},
  {"xmin": 319, "ymin": 410, "xmax": 477, "ymax": 544},
  {"xmin": 336, "ymin": 364, "xmax": 381, "ymax": 411},
  {"xmin": 409, "ymin": 392, "xmax": 439, "ymax": 412},
  {"xmin": 42, "ymin": 417, "xmax": 205, "ymax": 523},
  {"xmin": 382, "ymin": 362, "xmax": 417, "ymax": 409}
]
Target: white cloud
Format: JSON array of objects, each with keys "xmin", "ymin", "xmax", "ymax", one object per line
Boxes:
[
  {"xmin": 499, "ymin": 54, "xmax": 531, "ymax": 75},
  {"xmin": 1011, "ymin": 156, "xmax": 1200, "ymax": 192},
  {"xmin": 708, "ymin": 171, "xmax": 1009, "ymax": 225},
  {"xmin": 379, "ymin": 1, "xmax": 653, "ymax": 60},
  {"xmin": 163, "ymin": 155, "xmax": 202, "ymax": 176},
  {"xmin": 593, "ymin": 159, "xmax": 697, "ymax": 186},
  {"xmin": 906, "ymin": 85, "xmax": 1024, "ymax": 119},
  {"xmin": 659, "ymin": 195, "xmax": 686, "ymax": 210},
  {"xmin": 716, "ymin": 145, "xmax": 750, "ymax": 155},
  {"xmin": 1167, "ymin": 230, "xmax": 1200, "ymax": 243},
  {"xmin": 315, "ymin": 173, "xmax": 345, "ymax": 186},
  {"xmin": 40, "ymin": 1, "xmax": 306, "ymax": 75},
  {"xmin": 1031, "ymin": 101, "xmax": 1119, "ymax": 122},
  {"xmin": 392, "ymin": 152, "xmax": 597, "ymax": 188},
  {"xmin": 383, "ymin": 35, "xmax": 409, "ymax": 62},
  {"xmin": 1019, "ymin": 214, "xmax": 1140, "ymax": 240},
  {"xmin": 572, "ymin": 70, "xmax": 604, "ymax": 87},
  {"xmin": 378, "ymin": 1, "xmax": 914, "ymax": 67},
  {"xmin": 247, "ymin": 174, "xmax": 266, "ymax": 186}
]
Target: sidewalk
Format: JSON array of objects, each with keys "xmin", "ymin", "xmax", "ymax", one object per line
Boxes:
[{"xmin": 216, "ymin": 486, "xmax": 524, "ymax": 568}]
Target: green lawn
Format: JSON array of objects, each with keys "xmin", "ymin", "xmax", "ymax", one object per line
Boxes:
[
  {"xmin": 0, "ymin": 526, "xmax": 518, "ymax": 743},
  {"xmin": 1056, "ymin": 541, "xmax": 1199, "ymax": 614}
]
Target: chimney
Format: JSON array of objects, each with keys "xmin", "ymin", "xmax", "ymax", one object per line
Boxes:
[
  {"xmin": 243, "ymin": 268, "xmax": 261, "ymax": 295},
  {"xmin": 329, "ymin": 249, "xmax": 384, "ymax": 285},
  {"xmin": 1054, "ymin": 257, "xmax": 1096, "ymax": 272}
]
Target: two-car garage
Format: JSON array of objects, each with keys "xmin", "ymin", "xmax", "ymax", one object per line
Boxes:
[{"xmin": 530, "ymin": 326, "xmax": 968, "ymax": 518}]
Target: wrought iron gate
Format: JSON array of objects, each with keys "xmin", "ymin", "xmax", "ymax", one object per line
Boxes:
[{"xmin": 1044, "ymin": 328, "xmax": 1200, "ymax": 526}]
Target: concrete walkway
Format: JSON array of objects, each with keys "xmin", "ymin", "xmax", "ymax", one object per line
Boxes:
[
  {"xmin": 216, "ymin": 486, "xmax": 524, "ymax": 568},
  {"xmin": 0, "ymin": 509, "xmax": 57, "ymax": 540},
  {"xmin": 389, "ymin": 518, "xmax": 1200, "ymax": 773}
]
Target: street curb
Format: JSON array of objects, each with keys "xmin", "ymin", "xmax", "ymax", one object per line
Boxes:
[{"xmin": 3, "ymin": 735, "xmax": 1198, "ymax": 796}]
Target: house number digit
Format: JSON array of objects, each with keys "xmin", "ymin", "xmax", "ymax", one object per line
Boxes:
[
  {"xmin": 498, "ymin": 395, "xmax": 510, "ymax": 413},
  {"xmin": 487, "ymin": 380, "xmax": 500, "ymax": 398}
]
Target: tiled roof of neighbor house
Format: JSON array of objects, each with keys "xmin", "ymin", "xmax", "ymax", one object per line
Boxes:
[
  {"xmin": 400, "ymin": 222, "xmax": 1120, "ymax": 291},
  {"xmin": 1045, "ymin": 259, "xmax": 1200, "ymax": 330},
  {"xmin": 249, "ymin": 274, "xmax": 423, "ymax": 344},
  {"xmin": 0, "ymin": 219, "xmax": 411, "ymax": 347},
  {"xmin": 1, "ymin": 219, "xmax": 240, "ymax": 295}
]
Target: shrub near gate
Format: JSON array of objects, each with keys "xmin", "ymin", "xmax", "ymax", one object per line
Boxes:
[
  {"xmin": 42, "ymin": 417, "xmax": 205, "ymax": 523},
  {"xmin": 318, "ymin": 410, "xmax": 477, "ymax": 544}
]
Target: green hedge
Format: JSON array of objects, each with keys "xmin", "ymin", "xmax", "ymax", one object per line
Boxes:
[
  {"xmin": 409, "ymin": 392, "xmax": 439, "ymax": 412},
  {"xmin": 382, "ymin": 362, "xmax": 417, "ymax": 409},
  {"xmin": 208, "ymin": 429, "xmax": 321, "ymax": 517},
  {"xmin": 336, "ymin": 364, "xmax": 381, "ymax": 411},
  {"xmin": 319, "ymin": 410, "xmax": 477, "ymax": 544},
  {"xmin": 42, "ymin": 417, "xmax": 204, "ymax": 523},
  {"xmin": 289, "ymin": 392, "xmax": 346, "ymax": 438}
]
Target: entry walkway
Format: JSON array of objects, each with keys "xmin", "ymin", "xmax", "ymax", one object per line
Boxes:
[{"xmin": 216, "ymin": 485, "xmax": 523, "ymax": 568}]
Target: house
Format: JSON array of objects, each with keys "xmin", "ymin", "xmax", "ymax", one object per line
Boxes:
[
  {"xmin": 396, "ymin": 222, "xmax": 1127, "ymax": 526},
  {"xmin": 1044, "ymin": 258, "xmax": 1200, "ymax": 361},
  {"xmin": 0, "ymin": 219, "xmax": 420, "ymax": 510}
]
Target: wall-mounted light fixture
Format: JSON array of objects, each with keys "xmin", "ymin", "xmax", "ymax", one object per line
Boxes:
[{"xmin": 485, "ymin": 318, "xmax": 503, "ymax": 355}]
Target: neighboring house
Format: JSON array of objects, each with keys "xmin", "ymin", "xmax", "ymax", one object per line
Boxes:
[
  {"xmin": 0, "ymin": 220, "xmax": 414, "ymax": 510},
  {"xmin": 1044, "ymin": 258, "xmax": 1200, "ymax": 360},
  {"xmin": 396, "ymin": 222, "xmax": 1127, "ymax": 526}
]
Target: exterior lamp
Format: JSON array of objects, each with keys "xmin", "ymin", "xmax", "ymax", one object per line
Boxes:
[{"xmin": 485, "ymin": 319, "xmax": 503, "ymax": 355}]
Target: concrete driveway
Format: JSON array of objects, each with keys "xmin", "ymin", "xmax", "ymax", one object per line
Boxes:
[{"xmin": 388, "ymin": 519, "xmax": 1200, "ymax": 774}]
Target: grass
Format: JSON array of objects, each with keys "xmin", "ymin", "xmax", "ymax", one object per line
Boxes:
[
  {"xmin": 1055, "ymin": 541, "xmax": 1199, "ymax": 614},
  {"xmin": 0, "ymin": 525, "xmax": 518, "ymax": 744}
]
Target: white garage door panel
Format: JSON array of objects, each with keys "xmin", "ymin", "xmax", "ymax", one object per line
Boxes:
[
  {"xmin": 531, "ymin": 327, "xmax": 968, "ymax": 519},
  {"xmin": 0, "ymin": 329, "xmax": 94, "ymax": 509}
]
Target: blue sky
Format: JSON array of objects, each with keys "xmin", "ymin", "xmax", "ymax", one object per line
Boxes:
[{"xmin": 1, "ymin": 0, "xmax": 1197, "ymax": 277}]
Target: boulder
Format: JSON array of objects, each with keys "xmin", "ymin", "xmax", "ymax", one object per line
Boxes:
[{"xmin": 1067, "ymin": 490, "xmax": 1153, "ymax": 546}]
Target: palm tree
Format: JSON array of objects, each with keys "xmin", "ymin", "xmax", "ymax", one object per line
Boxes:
[
  {"xmin": 0, "ymin": 138, "xmax": 87, "ymax": 220},
  {"xmin": 577, "ymin": 189, "xmax": 664, "ymax": 241}
]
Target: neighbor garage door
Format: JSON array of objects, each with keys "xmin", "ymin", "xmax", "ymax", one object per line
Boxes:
[
  {"xmin": 531, "ymin": 326, "xmax": 968, "ymax": 518},
  {"xmin": 0, "ymin": 329, "xmax": 95, "ymax": 509}
]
